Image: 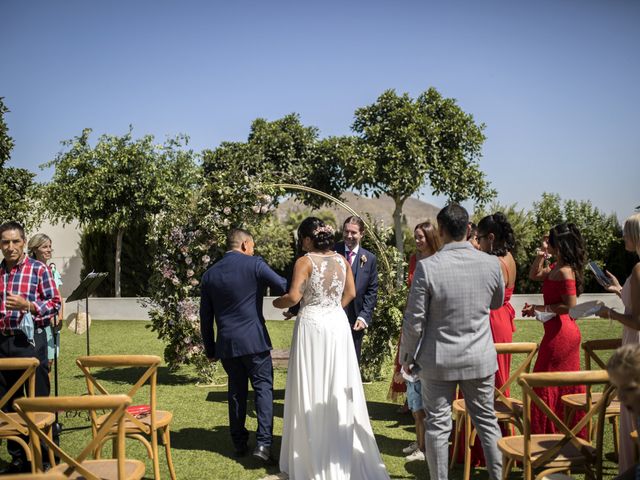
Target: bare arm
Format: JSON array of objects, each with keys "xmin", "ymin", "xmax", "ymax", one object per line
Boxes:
[
  {"xmin": 342, "ymin": 259, "xmax": 356, "ymax": 308},
  {"xmin": 529, "ymin": 251, "xmax": 552, "ymax": 281},
  {"xmin": 525, "ymin": 267, "xmax": 576, "ymax": 316},
  {"xmin": 598, "ymin": 264, "xmax": 640, "ymax": 330},
  {"xmin": 273, "ymin": 257, "xmax": 311, "ymax": 309}
]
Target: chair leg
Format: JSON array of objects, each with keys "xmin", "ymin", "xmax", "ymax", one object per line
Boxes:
[
  {"xmin": 464, "ymin": 413, "xmax": 472, "ymax": 480},
  {"xmin": 612, "ymin": 416, "xmax": 620, "ymax": 458},
  {"xmin": 501, "ymin": 454, "xmax": 512, "ymax": 480},
  {"xmin": 152, "ymin": 429, "xmax": 161, "ymax": 480},
  {"xmin": 47, "ymin": 427, "xmax": 56, "ymax": 467},
  {"xmin": 162, "ymin": 426, "xmax": 177, "ymax": 480},
  {"xmin": 524, "ymin": 457, "xmax": 532, "ymax": 480},
  {"xmin": 450, "ymin": 411, "xmax": 463, "ymax": 470}
]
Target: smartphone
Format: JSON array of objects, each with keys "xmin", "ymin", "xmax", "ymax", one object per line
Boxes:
[{"xmin": 588, "ymin": 261, "xmax": 610, "ymax": 287}]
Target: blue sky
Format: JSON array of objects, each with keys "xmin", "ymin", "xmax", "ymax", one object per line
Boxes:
[{"xmin": 2, "ymin": 0, "xmax": 638, "ymax": 221}]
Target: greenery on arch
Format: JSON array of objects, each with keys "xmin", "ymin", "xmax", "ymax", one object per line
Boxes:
[{"xmin": 147, "ymin": 176, "xmax": 408, "ymax": 382}]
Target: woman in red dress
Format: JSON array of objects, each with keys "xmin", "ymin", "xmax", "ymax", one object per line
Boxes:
[
  {"xmin": 478, "ymin": 213, "xmax": 517, "ymax": 392},
  {"xmin": 456, "ymin": 212, "xmax": 517, "ymax": 466},
  {"xmin": 522, "ymin": 222, "xmax": 587, "ymax": 435}
]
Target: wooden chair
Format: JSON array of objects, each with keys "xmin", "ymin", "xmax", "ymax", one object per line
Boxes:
[
  {"xmin": 632, "ymin": 430, "xmax": 638, "ymax": 463},
  {"xmin": 76, "ymin": 355, "xmax": 177, "ymax": 480},
  {"xmin": 450, "ymin": 342, "xmax": 539, "ymax": 480},
  {"xmin": 560, "ymin": 339, "xmax": 621, "ymax": 457},
  {"xmin": 0, "ymin": 357, "xmax": 56, "ymax": 473},
  {"xmin": 13, "ymin": 394, "xmax": 145, "ymax": 479},
  {"xmin": 498, "ymin": 370, "xmax": 616, "ymax": 480}
]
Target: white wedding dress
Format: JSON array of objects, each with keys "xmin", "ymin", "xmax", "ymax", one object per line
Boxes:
[{"xmin": 279, "ymin": 253, "xmax": 390, "ymax": 480}]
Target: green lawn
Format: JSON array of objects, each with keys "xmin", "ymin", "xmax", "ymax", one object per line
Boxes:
[{"xmin": 0, "ymin": 319, "xmax": 624, "ymax": 479}]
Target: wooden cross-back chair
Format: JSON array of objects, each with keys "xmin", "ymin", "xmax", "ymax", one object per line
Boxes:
[
  {"xmin": 561, "ymin": 338, "xmax": 621, "ymax": 457},
  {"xmin": 76, "ymin": 355, "xmax": 177, "ymax": 480},
  {"xmin": 498, "ymin": 370, "xmax": 616, "ymax": 480},
  {"xmin": 13, "ymin": 394, "xmax": 145, "ymax": 480},
  {"xmin": 0, "ymin": 357, "xmax": 55, "ymax": 473},
  {"xmin": 450, "ymin": 342, "xmax": 539, "ymax": 480}
]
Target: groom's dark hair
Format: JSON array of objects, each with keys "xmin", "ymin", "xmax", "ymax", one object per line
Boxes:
[
  {"xmin": 226, "ymin": 228, "xmax": 253, "ymax": 250},
  {"xmin": 436, "ymin": 204, "xmax": 469, "ymax": 241}
]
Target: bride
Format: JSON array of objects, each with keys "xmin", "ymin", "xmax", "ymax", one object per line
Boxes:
[{"xmin": 273, "ymin": 217, "xmax": 390, "ymax": 480}]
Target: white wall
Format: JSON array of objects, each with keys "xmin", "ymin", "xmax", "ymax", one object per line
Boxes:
[
  {"xmin": 70, "ymin": 294, "xmax": 624, "ymax": 321},
  {"xmin": 0, "ymin": 220, "xmax": 84, "ymax": 297}
]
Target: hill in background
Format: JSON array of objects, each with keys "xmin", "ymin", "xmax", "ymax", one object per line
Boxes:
[{"xmin": 275, "ymin": 192, "xmax": 440, "ymax": 229}]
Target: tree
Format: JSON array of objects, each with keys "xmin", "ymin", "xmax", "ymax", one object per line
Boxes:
[
  {"xmin": 203, "ymin": 114, "xmax": 349, "ymax": 208},
  {"xmin": 0, "ymin": 97, "xmax": 38, "ymax": 229},
  {"xmin": 345, "ymin": 88, "xmax": 495, "ymax": 272},
  {"xmin": 40, "ymin": 128, "xmax": 200, "ymax": 296}
]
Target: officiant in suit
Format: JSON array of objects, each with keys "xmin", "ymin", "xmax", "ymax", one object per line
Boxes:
[
  {"xmin": 200, "ymin": 228, "xmax": 287, "ymax": 462},
  {"xmin": 335, "ymin": 216, "xmax": 378, "ymax": 363}
]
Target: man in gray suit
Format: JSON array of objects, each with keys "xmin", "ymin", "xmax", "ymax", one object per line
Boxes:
[{"xmin": 400, "ymin": 204, "xmax": 504, "ymax": 480}]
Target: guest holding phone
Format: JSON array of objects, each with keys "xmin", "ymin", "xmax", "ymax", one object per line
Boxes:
[
  {"xmin": 522, "ymin": 223, "xmax": 587, "ymax": 435},
  {"xmin": 594, "ymin": 212, "xmax": 640, "ymax": 474}
]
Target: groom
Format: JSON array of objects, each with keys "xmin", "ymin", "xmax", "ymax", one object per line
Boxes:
[
  {"xmin": 200, "ymin": 228, "xmax": 287, "ymax": 462},
  {"xmin": 335, "ymin": 216, "xmax": 378, "ymax": 363}
]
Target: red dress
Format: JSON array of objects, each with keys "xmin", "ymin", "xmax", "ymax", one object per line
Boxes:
[
  {"xmin": 458, "ymin": 258, "xmax": 516, "ymax": 466},
  {"xmin": 491, "ymin": 257, "xmax": 516, "ymax": 395},
  {"xmin": 531, "ymin": 276, "xmax": 585, "ymax": 435}
]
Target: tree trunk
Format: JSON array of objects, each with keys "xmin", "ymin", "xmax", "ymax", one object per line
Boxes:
[
  {"xmin": 115, "ymin": 227, "xmax": 124, "ymax": 298},
  {"xmin": 393, "ymin": 197, "xmax": 406, "ymax": 284}
]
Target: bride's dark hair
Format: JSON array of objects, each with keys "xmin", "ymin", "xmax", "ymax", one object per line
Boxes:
[{"xmin": 297, "ymin": 217, "xmax": 334, "ymax": 253}]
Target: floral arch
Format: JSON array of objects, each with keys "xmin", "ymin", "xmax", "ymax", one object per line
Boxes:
[{"xmin": 148, "ymin": 180, "xmax": 406, "ymax": 382}]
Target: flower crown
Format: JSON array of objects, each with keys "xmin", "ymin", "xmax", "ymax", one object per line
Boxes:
[{"xmin": 312, "ymin": 225, "xmax": 335, "ymax": 236}]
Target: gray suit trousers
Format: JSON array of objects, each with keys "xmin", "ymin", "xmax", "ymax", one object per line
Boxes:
[{"xmin": 422, "ymin": 374, "xmax": 503, "ymax": 480}]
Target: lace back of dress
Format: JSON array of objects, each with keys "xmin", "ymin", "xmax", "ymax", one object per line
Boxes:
[{"xmin": 302, "ymin": 254, "xmax": 346, "ymax": 308}]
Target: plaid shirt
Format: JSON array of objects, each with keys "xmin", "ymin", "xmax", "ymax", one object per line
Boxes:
[{"xmin": 0, "ymin": 255, "xmax": 61, "ymax": 333}]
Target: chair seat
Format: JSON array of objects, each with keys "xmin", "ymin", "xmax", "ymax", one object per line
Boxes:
[
  {"xmin": 96, "ymin": 409, "xmax": 173, "ymax": 432},
  {"xmin": 560, "ymin": 392, "xmax": 620, "ymax": 415},
  {"xmin": 0, "ymin": 412, "xmax": 56, "ymax": 435},
  {"xmin": 498, "ymin": 434, "xmax": 595, "ymax": 466},
  {"xmin": 453, "ymin": 397, "xmax": 523, "ymax": 421},
  {"xmin": 631, "ymin": 430, "xmax": 637, "ymax": 440},
  {"xmin": 52, "ymin": 459, "xmax": 146, "ymax": 480}
]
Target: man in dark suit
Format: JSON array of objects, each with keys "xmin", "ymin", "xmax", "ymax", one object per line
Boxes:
[
  {"xmin": 200, "ymin": 228, "xmax": 287, "ymax": 462},
  {"xmin": 335, "ymin": 216, "xmax": 378, "ymax": 363}
]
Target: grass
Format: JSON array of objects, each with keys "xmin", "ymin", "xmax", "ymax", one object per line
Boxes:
[{"xmin": 0, "ymin": 318, "xmax": 623, "ymax": 479}]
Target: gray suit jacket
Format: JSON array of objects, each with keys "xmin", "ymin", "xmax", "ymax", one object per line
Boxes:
[{"xmin": 400, "ymin": 241, "xmax": 504, "ymax": 381}]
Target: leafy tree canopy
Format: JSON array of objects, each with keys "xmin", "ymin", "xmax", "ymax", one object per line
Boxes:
[
  {"xmin": 202, "ymin": 113, "xmax": 350, "ymax": 207},
  {"xmin": 0, "ymin": 97, "xmax": 38, "ymax": 229},
  {"xmin": 40, "ymin": 127, "xmax": 200, "ymax": 295},
  {"xmin": 347, "ymin": 87, "xmax": 495, "ymax": 205}
]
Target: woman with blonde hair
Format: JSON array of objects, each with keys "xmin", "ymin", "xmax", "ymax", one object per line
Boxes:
[
  {"xmin": 27, "ymin": 233, "xmax": 63, "ymax": 370},
  {"xmin": 595, "ymin": 212, "xmax": 640, "ymax": 473}
]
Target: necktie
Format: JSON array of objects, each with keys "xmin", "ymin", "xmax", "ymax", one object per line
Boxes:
[{"xmin": 347, "ymin": 250, "xmax": 355, "ymax": 265}]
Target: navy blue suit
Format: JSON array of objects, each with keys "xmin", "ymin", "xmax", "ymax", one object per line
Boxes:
[
  {"xmin": 200, "ymin": 251, "xmax": 287, "ymax": 450},
  {"xmin": 335, "ymin": 241, "xmax": 378, "ymax": 362}
]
